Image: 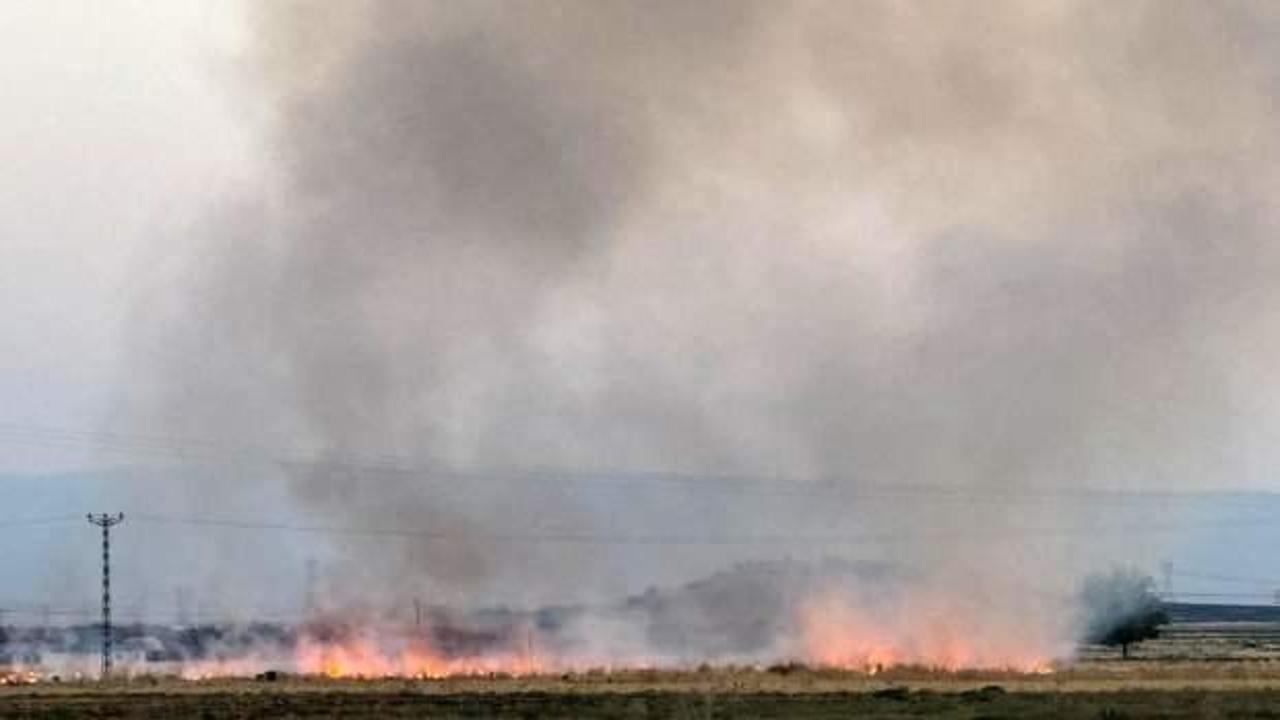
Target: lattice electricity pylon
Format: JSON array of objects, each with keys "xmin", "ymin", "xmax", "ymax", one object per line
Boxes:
[{"xmin": 87, "ymin": 513, "xmax": 125, "ymax": 678}]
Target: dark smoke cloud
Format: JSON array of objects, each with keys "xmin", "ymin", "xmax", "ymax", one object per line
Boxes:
[{"xmin": 131, "ymin": 0, "xmax": 1280, "ymax": 640}]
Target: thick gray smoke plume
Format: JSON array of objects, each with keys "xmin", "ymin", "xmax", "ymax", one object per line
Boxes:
[{"xmin": 132, "ymin": 0, "xmax": 1280, "ymax": 660}]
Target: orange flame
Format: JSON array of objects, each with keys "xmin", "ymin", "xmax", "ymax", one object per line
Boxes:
[
  {"xmin": 0, "ymin": 669, "xmax": 41, "ymax": 685},
  {"xmin": 175, "ymin": 625, "xmax": 545, "ymax": 680},
  {"xmin": 795, "ymin": 590, "xmax": 1055, "ymax": 672},
  {"xmin": 168, "ymin": 587, "xmax": 1064, "ymax": 678},
  {"xmin": 294, "ymin": 633, "xmax": 542, "ymax": 678}
]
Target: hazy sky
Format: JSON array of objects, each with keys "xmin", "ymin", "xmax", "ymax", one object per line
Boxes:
[
  {"xmin": 2, "ymin": 2, "xmax": 1276, "ymax": 487},
  {"xmin": 0, "ymin": 2, "xmax": 255, "ymax": 471},
  {"xmin": 2, "ymin": 1, "xmax": 1280, "ymax": 629}
]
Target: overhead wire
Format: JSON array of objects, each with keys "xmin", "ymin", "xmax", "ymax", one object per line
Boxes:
[
  {"xmin": 0, "ymin": 514, "xmax": 84, "ymax": 529},
  {"xmin": 127, "ymin": 511, "xmax": 1279, "ymax": 547}
]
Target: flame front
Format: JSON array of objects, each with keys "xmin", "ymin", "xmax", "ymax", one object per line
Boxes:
[
  {"xmin": 295, "ymin": 633, "xmax": 542, "ymax": 678},
  {"xmin": 795, "ymin": 590, "xmax": 1057, "ymax": 672},
  {"xmin": 26, "ymin": 581, "xmax": 1071, "ymax": 681},
  {"xmin": 178, "ymin": 624, "xmax": 546, "ymax": 680}
]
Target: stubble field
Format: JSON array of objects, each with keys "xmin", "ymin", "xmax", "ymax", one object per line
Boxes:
[{"xmin": 7, "ymin": 659, "xmax": 1280, "ymax": 718}]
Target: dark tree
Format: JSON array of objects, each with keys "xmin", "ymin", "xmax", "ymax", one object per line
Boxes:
[{"xmin": 1079, "ymin": 568, "xmax": 1169, "ymax": 659}]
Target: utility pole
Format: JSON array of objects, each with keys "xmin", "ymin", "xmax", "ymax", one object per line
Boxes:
[{"xmin": 87, "ymin": 513, "xmax": 124, "ymax": 679}]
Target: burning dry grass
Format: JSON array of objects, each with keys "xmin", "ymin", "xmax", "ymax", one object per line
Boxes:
[
  {"xmin": 795, "ymin": 589, "xmax": 1061, "ymax": 673},
  {"xmin": 0, "ymin": 669, "xmax": 40, "ymax": 686},
  {"xmin": 164, "ymin": 584, "xmax": 1068, "ymax": 681},
  {"xmin": 11, "ymin": 659, "xmax": 1280, "ymax": 695}
]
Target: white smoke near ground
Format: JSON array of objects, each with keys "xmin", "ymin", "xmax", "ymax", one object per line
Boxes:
[{"xmin": 116, "ymin": 0, "xmax": 1280, "ymax": 670}]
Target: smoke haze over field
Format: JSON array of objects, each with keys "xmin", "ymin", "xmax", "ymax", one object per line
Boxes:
[{"xmin": 111, "ymin": 1, "xmax": 1280, "ymax": 662}]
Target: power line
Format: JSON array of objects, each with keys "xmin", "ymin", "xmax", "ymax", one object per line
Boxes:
[
  {"xmin": 0, "ymin": 605, "xmax": 307, "ymax": 624},
  {"xmin": 0, "ymin": 606, "xmax": 110, "ymax": 618},
  {"xmin": 129, "ymin": 511, "xmax": 1278, "ymax": 547},
  {"xmin": 131, "ymin": 512, "xmax": 874, "ymax": 545},
  {"xmin": 0, "ymin": 514, "xmax": 83, "ymax": 529}
]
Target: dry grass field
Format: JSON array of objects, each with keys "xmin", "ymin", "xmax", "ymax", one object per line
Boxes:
[
  {"xmin": 8, "ymin": 625, "xmax": 1280, "ymax": 717},
  {"xmin": 6, "ymin": 661, "xmax": 1280, "ymax": 718},
  {"xmin": 6, "ymin": 686, "xmax": 1280, "ymax": 719}
]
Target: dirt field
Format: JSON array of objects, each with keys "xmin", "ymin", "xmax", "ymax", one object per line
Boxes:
[
  {"xmin": 7, "ymin": 661, "xmax": 1280, "ymax": 718},
  {"xmin": 7, "ymin": 687, "xmax": 1280, "ymax": 719}
]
